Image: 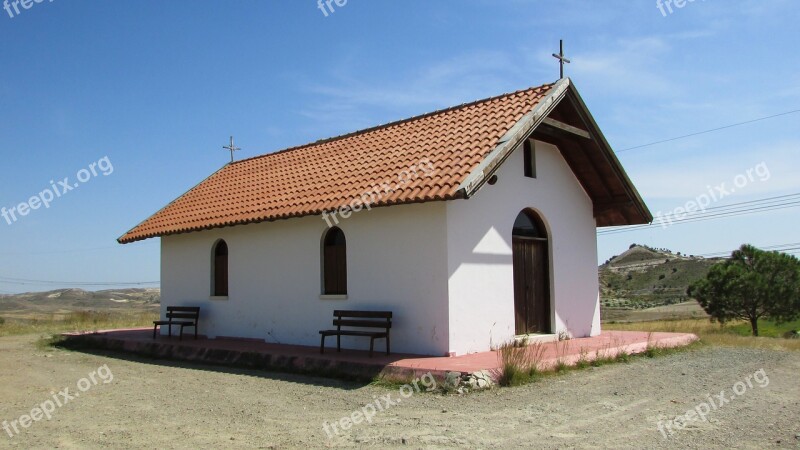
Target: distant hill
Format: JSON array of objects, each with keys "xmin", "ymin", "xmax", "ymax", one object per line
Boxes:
[
  {"xmin": 599, "ymin": 244, "xmax": 723, "ymax": 310},
  {"xmin": 0, "ymin": 288, "xmax": 159, "ymax": 319},
  {"xmin": 0, "ymin": 250, "xmax": 719, "ymax": 323}
]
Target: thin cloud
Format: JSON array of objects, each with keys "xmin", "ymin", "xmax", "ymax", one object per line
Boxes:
[
  {"xmin": 295, "ymin": 50, "xmax": 546, "ymax": 135},
  {"xmin": 630, "ymin": 141, "xmax": 800, "ymax": 199}
]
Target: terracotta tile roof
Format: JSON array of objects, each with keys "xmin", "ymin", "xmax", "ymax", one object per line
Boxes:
[{"xmin": 119, "ymin": 83, "xmax": 556, "ymax": 243}]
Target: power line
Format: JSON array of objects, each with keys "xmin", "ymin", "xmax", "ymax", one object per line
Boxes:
[
  {"xmin": 0, "ymin": 276, "xmax": 159, "ymax": 287},
  {"xmin": 652, "ymin": 200, "xmax": 800, "ymax": 226},
  {"xmin": 618, "ymin": 108, "xmax": 800, "ymax": 153},
  {"xmin": 600, "ymin": 193, "xmax": 800, "ymax": 232},
  {"xmin": 699, "ymin": 247, "xmax": 800, "ymax": 258},
  {"xmin": 697, "ymin": 242, "xmax": 800, "ymax": 258},
  {"xmin": 599, "ymin": 202, "xmax": 800, "ymax": 235},
  {"xmin": 670, "ymin": 193, "xmax": 800, "ymax": 214},
  {"xmin": 0, "ymin": 241, "xmax": 158, "ymax": 257},
  {"xmin": 598, "ymin": 193, "xmax": 800, "ymax": 236}
]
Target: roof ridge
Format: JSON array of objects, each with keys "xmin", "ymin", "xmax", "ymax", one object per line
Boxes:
[{"xmin": 231, "ymin": 81, "xmax": 557, "ymax": 165}]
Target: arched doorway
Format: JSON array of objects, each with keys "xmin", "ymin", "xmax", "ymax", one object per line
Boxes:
[{"xmin": 512, "ymin": 209, "xmax": 551, "ymax": 335}]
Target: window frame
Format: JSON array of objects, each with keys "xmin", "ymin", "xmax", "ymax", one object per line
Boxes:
[
  {"xmin": 523, "ymin": 139, "xmax": 537, "ymax": 179},
  {"xmin": 321, "ymin": 227, "xmax": 347, "ymax": 296},
  {"xmin": 211, "ymin": 239, "xmax": 229, "ymax": 298}
]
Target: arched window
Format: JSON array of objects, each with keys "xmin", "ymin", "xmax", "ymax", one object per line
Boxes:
[
  {"xmin": 322, "ymin": 227, "xmax": 347, "ymax": 295},
  {"xmin": 212, "ymin": 240, "xmax": 229, "ymax": 297},
  {"xmin": 512, "ymin": 210, "xmax": 546, "ymax": 239}
]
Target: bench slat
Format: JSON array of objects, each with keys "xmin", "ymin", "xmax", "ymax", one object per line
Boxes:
[
  {"xmin": 333, "ymin": 319, "xmax": 391, "ymax": 329},
  {"xmin": 320, "ymin": 330, "xmax": 388, "ymax": 337},
  {"xmin": 167, "ymin": 313, "xmax": 199, "ymax": 319},
  {"xmin": 333, "ymin": 310, "xmax": 392, "ymax": 319},
  {"xmin": 166, "ymin": 307, "xmax": 200, "ymax": 312}
]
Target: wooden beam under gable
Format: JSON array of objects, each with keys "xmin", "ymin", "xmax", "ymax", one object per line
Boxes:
[{"xmin": 541, "ymin": 117, "xmax": 592, "ymax": 140}]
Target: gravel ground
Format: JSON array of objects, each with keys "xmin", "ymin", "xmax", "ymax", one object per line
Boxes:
[{"xmin": 0, "ymin": 334, "xmax": 798, "ymax": 449}]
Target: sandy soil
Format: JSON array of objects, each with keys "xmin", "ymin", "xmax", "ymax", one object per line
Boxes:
[{"xmin": 0, "ymin": 334, "xmax": 798, "ymax": 449}]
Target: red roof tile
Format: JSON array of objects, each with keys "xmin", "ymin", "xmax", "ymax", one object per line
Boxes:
[{"xmin": 119, "ymin": 83, "xmax": 556, "ymax": 243}]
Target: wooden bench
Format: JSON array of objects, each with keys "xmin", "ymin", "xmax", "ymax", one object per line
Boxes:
[
  {"xmin": 152, "ymin": 306, "xmax": 200, "ymax": 340},
  {"xmin": 319, "ymin": 310, "xmax": 392, "ymax": 357}
]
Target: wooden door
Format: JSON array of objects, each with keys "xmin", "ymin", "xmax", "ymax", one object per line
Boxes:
[{"xmin": 513, "ymin": 237, "xmax": 551, "ymax": 334}]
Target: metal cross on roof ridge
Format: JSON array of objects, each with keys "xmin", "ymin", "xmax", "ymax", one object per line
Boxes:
[
  {"xmin": 223, "ymin": 136, "xmax": 241, "ymax": 163},
  {"xmin": 552, "ymin": 39, "xmax": 571, "ymax": 79}
]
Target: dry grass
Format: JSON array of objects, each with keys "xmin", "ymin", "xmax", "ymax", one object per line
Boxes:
[
  {"xmin": 554, "ymin": 339, "xmax": 571, "ymax": 372},
  {"xmin": 495, "ymin": 339, "xmax": 547, "ymax": 386},
  {"xmin": 494, "ymin": 335, "xmax": 667, "ymax": 388},
  {"xmin": 605, "ymin": 319, "xmax": 800, "ymax": 351},
  {"xmin": 0, "ymin": 311, "xmax": 158, "ymax": 337},
  {"xmin": 575, "ymin": 346, "xmax": 590, "ymax": 369}
]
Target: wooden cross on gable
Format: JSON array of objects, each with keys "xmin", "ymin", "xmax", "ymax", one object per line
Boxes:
[
  {"xmin": 552, "ymin": 39, "xmax": 571, "ymax": 79},
  {"xmin": 223, "ymin": 136, "xmax": 241, "ymax": 163}
]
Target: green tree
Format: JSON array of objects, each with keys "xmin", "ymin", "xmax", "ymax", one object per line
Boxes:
[{"xmin": 688, "ymin": 244, "xmax": 800, "ymax": 336}]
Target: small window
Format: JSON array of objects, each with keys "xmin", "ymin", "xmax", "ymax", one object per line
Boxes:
[
  {"xmin": 524, "ymin": 139, "xmax": 536, "ymax": 179},
  {"xmin": 212, "ymin": 240, "xmax": 229, "ymax": 296},
  {"xmin": 322, "ymin": 227, "xmax": 347, "ymax": 295}
]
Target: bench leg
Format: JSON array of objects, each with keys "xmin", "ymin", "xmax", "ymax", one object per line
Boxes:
[
  {"xmin": 336, "ymin": 335, "xmax": 341, "ymax": 353},
  {"xmin": 369, "ymin": 338, "xmax": 374, "ymax": 358},
  {"xmin": 320, "ymin": 335, "xmax": 326, "ymax": 354},
  {"xmin": 386, "ymin": 334, "xmax": 390, "ymax": 356},
  {"xmin": 153, "ymin": 324, "xmax": 158, "ymax": 339},
  {"xmin": 178, "ymin": 325, "xmax": 184, "ymax": 341},
  {"xmin": 194, "ymin": 324, "xmax": 198, "ymax": 340}
]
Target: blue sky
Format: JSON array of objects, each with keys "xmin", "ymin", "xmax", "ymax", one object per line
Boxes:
[{"xmin": 0, "ymin": 0, "xmax": 798, "ymax": 293}]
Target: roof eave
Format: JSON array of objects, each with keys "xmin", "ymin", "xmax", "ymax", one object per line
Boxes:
[
  {"xmin": 116, "ymin": 192, "xmax": 466, "ymax": 244},
  {"xmin": 117, "ymin": 163, "xmax": 232, "ymax": 245},
  {"xmin": 564, "ymin": 85, "xmax": 653, "ymax": 225}
]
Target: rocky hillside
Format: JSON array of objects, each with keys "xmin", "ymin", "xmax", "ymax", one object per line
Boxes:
[{"xmin": 600, "ymin": 244, "xmax": 723, "ymax": 309}]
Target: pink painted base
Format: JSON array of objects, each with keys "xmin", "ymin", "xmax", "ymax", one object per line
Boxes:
[{"xmin": 62, "ymin": 329, "xmax": 697, "ymax": 381}]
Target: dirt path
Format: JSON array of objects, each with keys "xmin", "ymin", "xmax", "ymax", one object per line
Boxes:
[{"xmin": 0, "ymin": 334, "xmax": 798, "ymax": 449}]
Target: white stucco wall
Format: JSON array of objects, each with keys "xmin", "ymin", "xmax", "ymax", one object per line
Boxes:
[
  {"xmin": 445, "ymin": 139, "xmax": 600, "ymax": 356},
  {"xmin": 160, "ymin": 140, "xmax": 601, "ymax": 357},
  {"xmin": 160, "ymin": 201, "xmax": 450, "ymax": 356}
]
